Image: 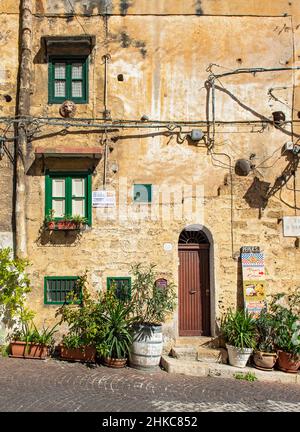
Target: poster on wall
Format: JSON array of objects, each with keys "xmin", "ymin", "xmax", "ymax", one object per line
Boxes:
[
  {"xmin": 241, "ymin": 246, "xmax": 266, "ymax": 317},
  {"xmin": 92, "ymin": 190, "xmax": 116, "ymax": 207}
]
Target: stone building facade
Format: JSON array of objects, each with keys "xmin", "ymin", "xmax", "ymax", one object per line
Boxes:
[{"xmin": 1, "ymin": 0, "xmax": 300, "ymax": 346}]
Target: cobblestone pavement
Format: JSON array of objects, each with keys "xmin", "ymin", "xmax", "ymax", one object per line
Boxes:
[{"xmin": 0, "ymin": 357, "xmax": 299, "ymax": 412}]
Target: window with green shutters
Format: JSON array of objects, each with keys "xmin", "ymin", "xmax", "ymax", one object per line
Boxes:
[
  {"xmin": 133, "ymin": 184, "xmax": 152, "ymax": 203},
  {"xmin": 107, "ymin": 277, "xmax": 131, "ymax": 301},
  {"xmin": 44, "ymin": 276, "xmax": 81, "ymax": 305},
  {"xmin": 48, "ymin": 56, "xmax": 88, "ymax": 104},
  {"xmin": 45, "ymin": 172, "xmax": 92, "ymax": 225}
]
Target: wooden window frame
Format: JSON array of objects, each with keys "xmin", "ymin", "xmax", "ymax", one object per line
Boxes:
[
  {"xmin": 48, "ymin": 56, "xmax": 89, "ymax": 104},
  {"xmin": 45, "ymin": 171, "xmax": 92, "ymax": 226},
  {"xmin": 44, "ymin": 276, "xmax": 81, "ymax": 305}
]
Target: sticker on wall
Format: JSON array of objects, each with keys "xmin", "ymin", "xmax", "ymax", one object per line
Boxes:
[
  {"xmin": 163, "ymin": 243, "xmax": 173, "ymax": 251},
  {"xmin": 92, "ymin": 190, "xmax": 116, "ymax": 208},
  {"xmin": 241, "ymin": 248, "xmax": 266, "ymax": 317}
]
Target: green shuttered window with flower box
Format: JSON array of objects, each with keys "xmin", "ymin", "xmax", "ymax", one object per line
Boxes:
[
  {"xmin": 45, "ymin": 171, "xmax": 92, "ymax": 226},
  {"xmin": 48, "ymin": 56, "xmax": 88, "ymax": 104},
  {"xmin": 44, "ymin": 276, "xmax": 81, "ymax": 305}
]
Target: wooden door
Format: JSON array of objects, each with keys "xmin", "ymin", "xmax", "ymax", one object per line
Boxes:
[{"xmin": 178, "ymin": 244, "xmax": 210, "ymax": 336}]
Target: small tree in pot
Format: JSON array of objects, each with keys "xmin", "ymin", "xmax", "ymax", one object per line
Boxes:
[
  {"xmin": 253, "ymin": 309, "xmax": 278, "ymax": 371},
  {"xmin": 220, "ymin": 309, "xmax": 257, "ymax": 368},
  {"xmin": 129, "ymin": 263, "xmax": 177, "ymax": 370}
]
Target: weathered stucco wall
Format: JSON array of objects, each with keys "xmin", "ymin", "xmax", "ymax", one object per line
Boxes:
[
  {"xmin": 1, "ymin": 1, "xmax": 300, "ymax": 343},
  {"xmin": 0, "ymin": 2, "xmax": 19, "ymax": 248}
]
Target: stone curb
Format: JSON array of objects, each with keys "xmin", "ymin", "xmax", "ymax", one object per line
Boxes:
[{"xmin": 161, "ymin": 356, "xmax": 300, "ymax": 384}]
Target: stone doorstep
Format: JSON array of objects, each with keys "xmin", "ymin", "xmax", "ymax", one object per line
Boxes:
[
  {"xmin": 174, "ymin": 336, "xmax": 220, "ymax": 348},
  {"xmin": 160, "ymin": 356, "xmax": 300, "ymax": 385},
  {"xmin": 170, "ymin": 346, "xmax": 228, "ymax": 363}
]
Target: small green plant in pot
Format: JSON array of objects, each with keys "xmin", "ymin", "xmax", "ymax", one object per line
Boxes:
[
  {"xmin": 96, "ymin": 290, "xmax": 134, "ymax": 368},
  {"xmin": 10, "ymin": 320, "xmax": 59, "ymax": 359},
  {"xmin": 269, "ymin": 289, "xmax": 300, "ymax": 373},
  {"xmin": 129, "ymin": 263, "xmax": 177, "ymax": 370},
  {"xmin": 220, "ymin": 308, "xmax": 256, "ymax": 368},
  {"xmin": 253, "ymin": 309, "xmax": 278, "ymax": 371}
]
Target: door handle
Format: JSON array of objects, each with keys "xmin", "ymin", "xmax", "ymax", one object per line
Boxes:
[{"xmin": 189, "ymin": 290, "xmax": 196, "ymax": 294}]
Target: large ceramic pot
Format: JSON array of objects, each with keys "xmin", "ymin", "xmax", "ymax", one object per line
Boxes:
[
  {"xmin": 102, "ymin": 357, "xmax": 127, "ymax": 368},
  {"xmin": 129, "ymin": 324, "xmax": 163, "ymax": 370},
  {"xmin": 253, "ymin": 351, "xmax": 278, "ymax": 371},
  {"xmin": 226, "ymin": 344, "xmax": 253, "ymax": 368},
  {"xmin": 277, "ymin": 350, "xmax": 300, "ymax": 373},
  {"xmin": 59, "ymin": 345, "xmax": 96, "ymax": 363},
  {"xmin": 10, "ymin": 341, "xmax": 49, "ymax": 359}
]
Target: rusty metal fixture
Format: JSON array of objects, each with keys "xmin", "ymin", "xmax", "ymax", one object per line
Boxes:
[{"xmin": 59, "ymin": 100, "xmax": 77, "ymax": 118}]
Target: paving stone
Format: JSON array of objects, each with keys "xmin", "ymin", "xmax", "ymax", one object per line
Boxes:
[{"xmin": 0, "ymin": 357, "xmax": 299, "ymax": 412}]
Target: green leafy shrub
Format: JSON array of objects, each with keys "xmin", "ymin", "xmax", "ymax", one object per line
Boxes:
[
  {"xmin": 268, "ymin": 289, "xmax": 300, "ymax": 358},
  {"xmin": 96, "ymin": 290, "xmax": 134, "ymax": 359},
  {"xmin": 255, "ymin": 309, "xmax": 276, "ymax": 353},
  {"xmin": 220, "ymin": 309, "xmax": 257, "ymax": 349},
  {"xmin": 130, "ymin": 263, "xmax": 177, "ymax": 325},
  {"xmin": 56, "ymin": 271, "xmax": 106, "ymax": 349},
  {"xmin": 0, "ymin": 247, "xmax": 34, "ymax": 325}
]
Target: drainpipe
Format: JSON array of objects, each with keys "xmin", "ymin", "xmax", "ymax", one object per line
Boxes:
[{"xmin": 15, "ymin": 0, "xmax": 33, "ymax": 258}]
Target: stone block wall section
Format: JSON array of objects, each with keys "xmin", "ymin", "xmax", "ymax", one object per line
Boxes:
[{"xmin": 0, "ymin": 1, "xmax": 299, "ymax": 343}]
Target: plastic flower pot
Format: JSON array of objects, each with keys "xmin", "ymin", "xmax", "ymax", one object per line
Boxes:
[{"xmin": 226, "ymin": 344, "xmax": 253, "ymax": 368}]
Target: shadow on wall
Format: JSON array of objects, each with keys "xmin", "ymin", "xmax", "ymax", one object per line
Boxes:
[
  {"xmin": 43, "ymin": 0, "xmax": 114, "ymax": 15},
  {"xmin": 236, "ymin": 257, "xmax": 244, "ymax": 310}
]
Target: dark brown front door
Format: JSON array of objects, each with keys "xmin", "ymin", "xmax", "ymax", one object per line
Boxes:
[{"xmin": 178, "ymin": 244, "xmax": 210, "ymax": 336}]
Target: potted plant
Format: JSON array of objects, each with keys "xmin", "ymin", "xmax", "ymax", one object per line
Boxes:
[
  {"xmin": 253, "ymin": 309, "xmax": 277, "ymax": 371},
  {"xmin": 10, "ymin": 320, "xmax": 59, "ymax": 359},
  {"xmin": 44, "ymin": 211, "xmax": 87, "ymax": 231},
  {"xmin": 56, "ymin": 214, "xmax": 87, "ymax": 231},
  {"xmin": 220, "ymin": 309, "xmax": 256, "ymax": 368},
  {"xmin": 55, "ymin": 272, "xmax": 100, "ymax": 363},
  {"xmin": 269, "ymin": 289, "xmax": 300, "ymax": 373},
  {"xmin": 128, "ymin": 263, "xmax": 177, "ymax": 370},
  {"xmin": 96, "ymin": 290, "xmax": 134, "ymax": 368},
  {"xmin": 44, "ymin": 209, "xmax": 56, "ymax": 230}
]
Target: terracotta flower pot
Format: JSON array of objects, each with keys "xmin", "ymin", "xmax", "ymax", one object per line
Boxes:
[
  {"xmin": 10, "ymin": 341, "xmax": 49, "ymax": 359},
  {"xmin": 253, "ymin": 351, "xmax": 278, "ymax": 371},
  {"xmin": 102, "ymin": 357, "xmax": 127, "ymax": 368},
  {"xmin": 59, "ymin": 345, "xmax": 96, "ymax": 363},
  {"xmin": 277, "ymin": 350, "xmax": 300, "ymax": 373},
  {"xmin": 57, "ymin": 221, "xmax": 79, "ymax": 230}
]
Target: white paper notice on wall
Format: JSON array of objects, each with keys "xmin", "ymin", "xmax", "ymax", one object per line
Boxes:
[
  {"xmin": 283, "ymin": 216, "xmax": 300, "ymax": 237},
  {"xmin": 92, "ymin": 190, "xmax": 116, "ymax": 208}
]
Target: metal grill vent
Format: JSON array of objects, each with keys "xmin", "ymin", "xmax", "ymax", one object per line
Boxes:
[{"xmin": 179, "ymin": 229, "xmax": 209, "ymax": 244}]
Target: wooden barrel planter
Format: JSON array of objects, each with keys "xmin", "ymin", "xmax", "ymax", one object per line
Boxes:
[
  {"xmin": 102, "ymin": 357, "xmax": 127, "ymax": 368},
  {"xmin": 129, "ymin": 324, "xmax": 163, "ymax": 370}
]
